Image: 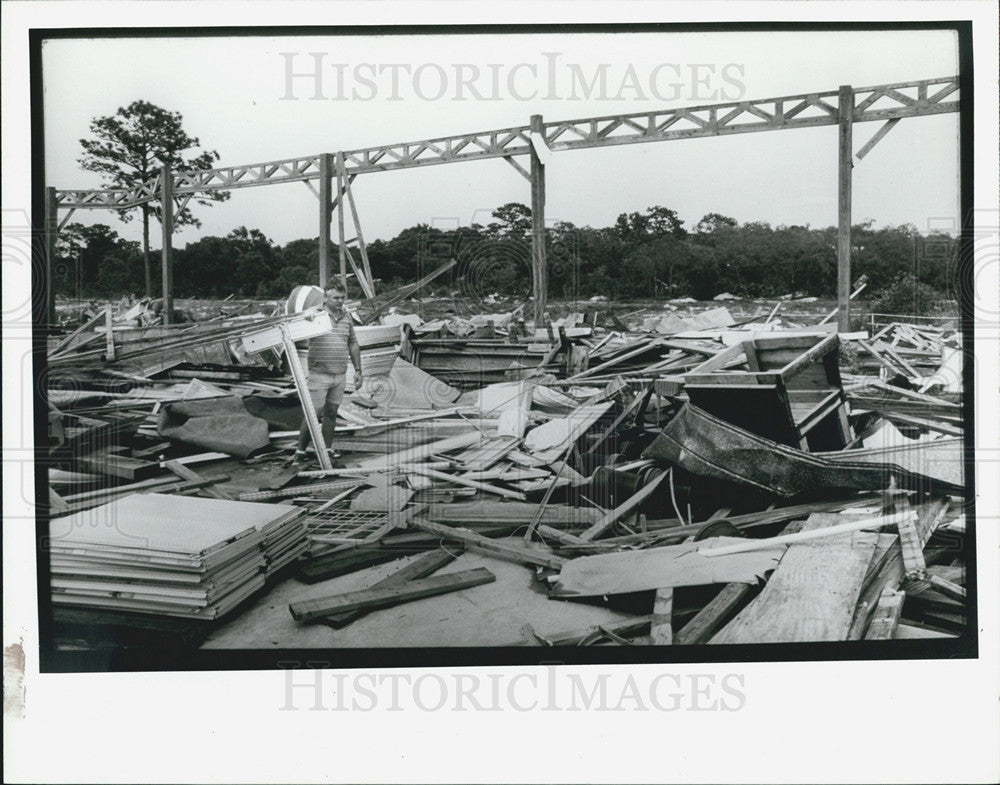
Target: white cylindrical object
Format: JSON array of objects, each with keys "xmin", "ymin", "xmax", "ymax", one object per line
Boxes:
[
  {"xmin": 699, "ymin": 511, "xmax": 917, "ymax": 557},
  {"xmin": 286, "ymin": 284, "xmax": 325, "ymax": 315}
]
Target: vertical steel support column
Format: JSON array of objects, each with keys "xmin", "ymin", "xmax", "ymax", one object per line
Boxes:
[
  {"xmin": 45, "ymin": 187, "xmax": 58, "ymax": 325},
  {"xmin": 837, "ymin": 85, "xmax": 854, "ymax": 333},
  {"xmin": 336, "ymin": 152, "xmax": 348, "ymax": 292},
  {"xmin": 530, "ymin": 114, "xmax": 547, "ymax": 328},
  {"xmin": 160, "ymin": 164, "xmax": 174, "ymax": 325},
  {"xmin": 318, "ymin": 153, "xmax": 333, "ymax": 288}
]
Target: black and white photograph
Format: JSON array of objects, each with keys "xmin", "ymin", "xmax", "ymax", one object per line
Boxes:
[{"xmin": 4, "ymin": 2, "xmax": 999, "ymax": 783}]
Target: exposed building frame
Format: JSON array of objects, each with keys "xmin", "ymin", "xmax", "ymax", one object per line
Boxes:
[{"xmin": 48, "ymin": 76, "xmax": 959, "ymax": 327}]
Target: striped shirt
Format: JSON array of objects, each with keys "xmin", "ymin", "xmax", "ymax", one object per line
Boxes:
[{"xmin": 307, "ymin": 312, "xmax": 359, "ymax": 375}]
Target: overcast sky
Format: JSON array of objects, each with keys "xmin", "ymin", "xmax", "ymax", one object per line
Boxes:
[{"xmin": 42, "ymin": 29, "xmax": 960, "ymax": 247}]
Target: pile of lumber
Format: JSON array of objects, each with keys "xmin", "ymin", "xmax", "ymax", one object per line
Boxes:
[{"xmin": 43, "ymin": 298, "xmax": 968, "ymax": 649}]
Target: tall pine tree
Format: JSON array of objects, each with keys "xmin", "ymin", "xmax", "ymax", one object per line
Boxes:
[{"xmin": 78, "ymin": 100, "xmax": 228, "ymax": 296}]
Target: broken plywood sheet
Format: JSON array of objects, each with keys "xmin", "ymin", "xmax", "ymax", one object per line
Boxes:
[
  {"xmin": 920, "ymin": 347, "xmax": 962, "ymax": 393},
  {"xmin": 364, "ymin": 357, "xmax": 461, "ymax": 410},
  {"xmin": 349, "ymin": 484, "xmax": 414, "ymax": 512},
  {"xmin": 523, "ymin": 401, "xmax": 613, "ymax": 463},
  {"xmin": 456, "ymin": 381, "xmax": 532, "ymax": 436},
  {"xmin": 469, "ymin": 381, "xmax": 532, "ymax": 415},
  {"xmin": 549, "ymin": 536, "xmax": 785, "ymax": 597},
  {"xmin": 643, "ymin": 307, "xmax": 736, "ymax": 335},
  {"xmin": 450, "ymin": 435, "xmax": 521, "ymax": 471},
  {"xmin": 711, "ymin": 513, "xmax": 880, "ymax": 644},
  {"xmin": 531, "ymin": 384, "xmax": 581, "ymax": 415}
]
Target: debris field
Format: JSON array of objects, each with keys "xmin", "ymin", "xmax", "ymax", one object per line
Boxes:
[{"xmin": 45, "ymin": 282, "xmax": 967, "ymax": 650}]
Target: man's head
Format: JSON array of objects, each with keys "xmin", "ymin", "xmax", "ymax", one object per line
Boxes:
[{"xmin": 324, "ymin": 284, "xmax": 346, "ymax": 313}]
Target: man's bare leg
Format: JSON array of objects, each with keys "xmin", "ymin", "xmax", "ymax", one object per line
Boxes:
[{"xmin": 322, "ymin": 402, "xmax": 339, "ymax": 455}]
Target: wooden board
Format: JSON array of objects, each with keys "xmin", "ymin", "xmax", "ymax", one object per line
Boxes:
[
  {"xmin": 319, "ymin": 547, "xmax": 459, "ymax": 628},
  {"xmin": 674, "ymin": 583, "xmax": 755, "ymax": 645},
  {"xmin": 451, "ymin": 436, "xmax": 521, "ymax": 471},
  {"xmin": 163, "ymin": 459, "xmax": 232, "ymax": 500},
  {"xmin": 289, "ymin": 567, "xmax": 496, "ymax": 621},
  {"xmin": 74, "ymin": 450, "xmax": 161, "ymax": 482},
  {"xmin": 523, "ymin": 401, "xmax": 613, "ymax": 463},
  {"xmin": 578, "ymin": 469, "xmax": 670, "ymax": 541},
  {"xmin": 409, "ymin": 517, "xmax": 566, "ymax": 570},
  {"xmin": 426, "ymin": 501, "xmax": 602, "ymax": 528},
  {"xmin": 550, "ymin": 536, "xmax": 785, "ymax": 597},
  {"xmin": 711, "ymin": 513, "xmax": 880, "ymax": 644},
  {"xmin": 650, "ymin": 588, "xmax": 674, "ymax": 645},
  {"xmin": 864, "ymin": 588, "xmax": 906, "ymax": 640},
  {"xmin": 502, "ymin": 616, "xmax": 652, "ymax": 647},
  {"xmin": 846, "ymin": 499, "xmax": 950, "ymax": 639}
]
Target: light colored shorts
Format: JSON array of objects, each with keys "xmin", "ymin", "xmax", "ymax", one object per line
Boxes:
[{"xmin": 306, "ymin": 371, "xmax": 347, "ymax": 411}]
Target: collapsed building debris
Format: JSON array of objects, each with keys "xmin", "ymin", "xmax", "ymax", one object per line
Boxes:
[{"xmin": 43, "ymin": 293, "xmax": 968, "ymax": 650}]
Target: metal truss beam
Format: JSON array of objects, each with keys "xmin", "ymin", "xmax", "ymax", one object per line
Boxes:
[{"xmin": 54, "ymin": 76, "xmax": 958, "ymax": 209}]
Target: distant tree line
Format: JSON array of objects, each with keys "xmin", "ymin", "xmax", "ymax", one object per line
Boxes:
[{"xmin": 51, "ymin": 203, "xmax": 957, "ymax": 303}]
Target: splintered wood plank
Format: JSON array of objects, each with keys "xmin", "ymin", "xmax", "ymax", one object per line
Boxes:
[
  {"xmin": 674, "ymin": 519, "xmax": 802, "ymax": 645},
  {"xmin": 319, "ymin": 547, "xmax": 460, "ymax": 628},
  {"xmin": 451, "ymin": 435, "xmax": 521, "ymax": 471},
  {"xmin": 288, "ymin": 567, "xmax": 495, "ymax": 622},
  {"xmin": 711, "ymin": 513, "xmax": 880, "ymax": 644},
  {"xmin": 896, "ymin": 507, "xmax": 927, "ymax": 576},
  {"xmin": 536, "ymin": 525, "xmax": 590, "ymax": 547},
  {"xmin": 864, "ymin": 588, "xmax": 906, "ymax": 639},
  {"xmin": 845, "ymin": 533, "xmax": 900, "ymax": 639},
  {"xmin": 927, "ymin": 574, "xmax": 966, "ymax": 601},
  {"xmin": 579, "ymin": 468, "xmax": 670, "ymax": 541},
  {"xmin": 409, "ymin": 517, "xmax": 566, "ymax": 570},
  {"xmin": 674, "ymin": 583, "xmax": 755, "ymax": 645},
  {"xmin": 846, "ymin": 498, "xmax": 951, "ymax": 639},
  {"xmin": 403, "ymin": 464, "xmax": 526, "ymax": 501},
  {"xmin": 163, "ymin": 459, "xmax": 232, "ymax": 500},
  {"xmin": 49, "ymin": 487, "xmax": 71, "ymax": 514},
  {"xmin": 501, "ymin": 615, "xmax": 652, "ymax": 647},
  {"xmin": 75, "ymin": 450, "xmax": 161, "ymax": 481},
  {"xmin": 650, "ymin": 588, "xmax": 674, "ymax": 645}
]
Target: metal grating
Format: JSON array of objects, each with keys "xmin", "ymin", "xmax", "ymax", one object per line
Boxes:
[{"xmin": 300, "ymin": 504, "xmax": 399, "ymax": 555}]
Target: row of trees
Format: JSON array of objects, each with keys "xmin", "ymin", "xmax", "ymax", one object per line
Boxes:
[{"xmin": 52, "ymin": 204, "xmax": 957, "ymax": 303}]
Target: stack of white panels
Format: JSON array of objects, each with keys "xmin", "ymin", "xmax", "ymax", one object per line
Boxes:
[
  {"xmin": 258, "ymin": 511, "xmax": 308, "ymax": 577},
  {"xmin": 49, "ymin": 494, "xmax": 301, "ymax": 619}
]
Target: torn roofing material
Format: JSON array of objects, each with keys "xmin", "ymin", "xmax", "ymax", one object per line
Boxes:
[{"xmin": 643, "ymin": 403, "xmax": 964, "ymax": 497}]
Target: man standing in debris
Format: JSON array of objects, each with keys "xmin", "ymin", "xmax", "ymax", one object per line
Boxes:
[{"xmin": 293, "ymin": 283, "xmax": 363, "ymax": 464}]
